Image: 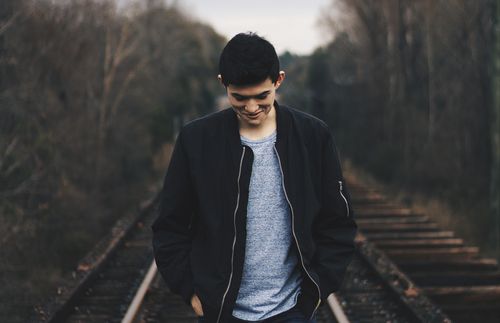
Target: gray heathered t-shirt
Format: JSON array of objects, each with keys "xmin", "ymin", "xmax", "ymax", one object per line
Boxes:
[{"xmin": 232, "ymin": 130, "xmax": 303, "ymax": 321}]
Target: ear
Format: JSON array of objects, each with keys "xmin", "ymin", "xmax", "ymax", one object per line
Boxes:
[
  {"xmin": 274, "ymin": 71, "xmax": 286, "ymax": 89},
  {"xmin": 217, "ymin": 74, "xmax": 225, "ymax": 87}
]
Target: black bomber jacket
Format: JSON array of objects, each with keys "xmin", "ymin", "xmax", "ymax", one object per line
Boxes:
[{"xmin": 152, "ymin": 101, "xmax": 357, "ymax": 323}]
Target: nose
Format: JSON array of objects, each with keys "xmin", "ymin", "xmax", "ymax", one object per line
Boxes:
[{"xmin": 244, "ymin": 99, "xmax": 259, "ymax": 113}]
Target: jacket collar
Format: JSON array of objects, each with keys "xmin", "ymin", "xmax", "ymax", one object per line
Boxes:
[{"xmin": 274, "ymin": 100, "xmax": 290, "ymax": 160}]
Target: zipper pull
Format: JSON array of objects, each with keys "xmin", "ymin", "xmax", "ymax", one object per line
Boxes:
[{"xmin": 338, "ymin": 180, "xmax": 350, "ymax": 217}]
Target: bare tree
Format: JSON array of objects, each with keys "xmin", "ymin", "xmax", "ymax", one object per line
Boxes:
[
  {"xmin": 313, "ymin": 0, "xmax": 494, "ymax": 260},
  {"xmin": 492, "ymin": 0, "xmax": 500, "ymax": 259},
  {"xmin": 0, "ymin": 1, "xmax": 225, "ymax": 322}
]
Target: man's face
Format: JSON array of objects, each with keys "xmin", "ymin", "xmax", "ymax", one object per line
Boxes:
[{"xmin": 225, "ymin": 73, "xmax": 284, "ymax": 128}]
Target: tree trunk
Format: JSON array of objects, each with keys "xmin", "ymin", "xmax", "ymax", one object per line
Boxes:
[
  {"xmin": 426, "ymin": 0, "xmax": 436, "ymax": 144},
  {"xmin": 492, "ymin": 0, "xmax": 500, "ymax": 260}
]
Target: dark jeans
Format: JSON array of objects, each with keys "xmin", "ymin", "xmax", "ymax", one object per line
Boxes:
[{"xmin": 197, "ymin": 303, "xmax": 318, "ymax": 323}]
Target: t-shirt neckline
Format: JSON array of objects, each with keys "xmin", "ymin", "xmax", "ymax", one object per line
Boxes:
[{"xmin": 240, "ymin": 129, "xmax": 277, "ymax": 144}]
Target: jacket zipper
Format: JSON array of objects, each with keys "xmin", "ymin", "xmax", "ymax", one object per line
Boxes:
[
  {"xmin": 338, "ymin": 180, "xmax": 350, "ymax": 217},
  {"xmin": 216, "ymin": 147, "xmax": 246, "ymax": 323},
  {"xmin": 273, "ymin": 146, "xmax": 321, "ymax": 321}
]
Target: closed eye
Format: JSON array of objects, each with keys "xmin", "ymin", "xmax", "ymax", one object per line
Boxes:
[{"xmin": 231, "ymin": 91, "xmax": 271, "ymax": 101}]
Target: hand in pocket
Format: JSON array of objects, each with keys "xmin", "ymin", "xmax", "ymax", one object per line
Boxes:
[{"xmin": 191, "ymin": 293, "xmax": 204, "ymax": 317}]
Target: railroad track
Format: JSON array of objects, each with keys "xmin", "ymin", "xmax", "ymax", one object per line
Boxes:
[
  {"xmin": 35, "ymin": 173, "xmax": 454, "ymax": 323},
  {"xmin": 134, "ymin": 240, "xmax": 448, "ymax": 323},
  {"xmin": 34, "ymin": 196, "xmax": 159, "ymax": 323},
  {"xmin": 346, "ymin": 175, "xmax": 500, "ymax": 323}
]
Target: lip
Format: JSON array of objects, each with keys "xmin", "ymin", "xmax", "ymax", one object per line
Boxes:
[{"xmin": 245, "ymin": 111, "xmax": 261, "ymax": 119}]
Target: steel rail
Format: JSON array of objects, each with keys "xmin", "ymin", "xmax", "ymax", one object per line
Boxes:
[
  {"xmin": 327, "ymin": 293, "xmax": 350, "ymax": 323},
  {"xmin": 121, "ymin": 261, "xmax": 157, "ymax": 323}
]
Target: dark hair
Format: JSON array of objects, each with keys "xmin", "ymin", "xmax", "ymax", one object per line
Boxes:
[{"xmin": 219, "ymin": 32, "xmax": 280, "ymax": 87}]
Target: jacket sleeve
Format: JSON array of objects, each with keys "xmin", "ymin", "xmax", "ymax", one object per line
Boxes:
[
  {"xmin": 312, "ymin": 126, "xmax": 357, "ymax": 301},
  {"xmin": 151, "ymin": 129, "xmax": 195, "ymax": 306}
]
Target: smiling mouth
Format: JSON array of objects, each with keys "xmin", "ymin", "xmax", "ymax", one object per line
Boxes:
[
  {"xmin": 246, "ymin": 111, "xmax": 261, "ymax": 117},
  {"xmin": 234, "ymin": 105, "xmax": 271, "ymax": 119},
  {"xmin": 245, "ymin": 105, "xmax": 271, "ymax": 117}
]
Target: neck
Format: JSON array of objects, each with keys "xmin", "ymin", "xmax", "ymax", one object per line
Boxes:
[{"xmin": 238, "ymin": 104, "xmax": 277, "ymax": 139}]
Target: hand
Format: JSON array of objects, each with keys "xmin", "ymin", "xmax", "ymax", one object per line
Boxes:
[{"xmin": 191, "ymin": 293, "xmax": 204, "ymax": 317}]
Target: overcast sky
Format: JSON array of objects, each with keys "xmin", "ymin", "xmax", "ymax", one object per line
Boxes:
[{"xmin": 178, "ymin": 0, "xmax": 333, "ymax": 55}]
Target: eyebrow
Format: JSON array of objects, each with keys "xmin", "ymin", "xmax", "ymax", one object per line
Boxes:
[{"xmin": 230, "ymin": 90, "xmax": 271, "ymax": 100}]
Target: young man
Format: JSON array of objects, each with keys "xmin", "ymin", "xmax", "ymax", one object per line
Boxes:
[{"xmin": 152, "ymin": 32, "xmax": 357, "ymax": 323}]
